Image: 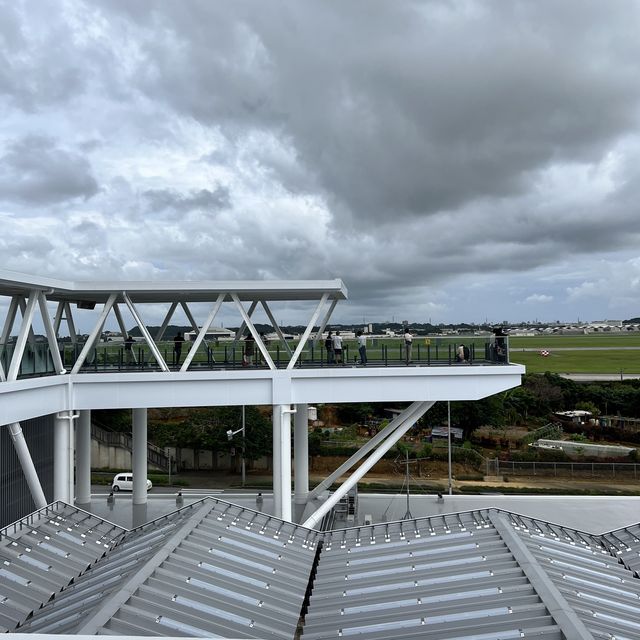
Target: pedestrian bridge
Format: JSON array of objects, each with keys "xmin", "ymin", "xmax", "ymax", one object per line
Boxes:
[
  {"xmin": 0, "ymin": 270, "xmax": 523, "ymax": 524},
  {"xmin": 0, "ymin": 269, "xmax": 522, "ymax": 422}
]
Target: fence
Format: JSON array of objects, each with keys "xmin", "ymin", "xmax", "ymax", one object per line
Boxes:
[
  {"xmin": 1, "ymin": 335, "xmax": 512, "ymax": 378},
  {"xmin": 492, "ymin": 459, "xmax": 640, "ymax": 479}
]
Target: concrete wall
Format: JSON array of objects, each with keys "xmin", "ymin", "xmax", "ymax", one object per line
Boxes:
[{"xmin": 92, "ymin": 441, "xmax": 270, "ymax": 472}]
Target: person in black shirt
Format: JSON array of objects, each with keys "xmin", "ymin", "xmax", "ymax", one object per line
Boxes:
[
  {"xmin": 124, "ymin": 335, "xmax": 135, "ymax": 365},
  {"xmin": 174, "ymin": 331, "xmax": 185, "ymax": 365}
]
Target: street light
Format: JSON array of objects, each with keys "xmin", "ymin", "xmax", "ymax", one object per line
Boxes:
[
  {"xmin": 226, "ymin": 406, "xmax": 246, "ymax": 487},
  {"xmin": 447, "ymin": 401, "xmax": 452, "ymax": 496}
]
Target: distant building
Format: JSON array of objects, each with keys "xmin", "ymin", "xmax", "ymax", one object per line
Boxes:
[{"xmin": 184, "ymin": 326, "xmax": 235, "ymax": 341}]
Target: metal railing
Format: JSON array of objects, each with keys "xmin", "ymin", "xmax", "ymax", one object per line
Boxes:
[{"xmin": 0, "ymin": 335, "xmax": 512, "ymax": 379}]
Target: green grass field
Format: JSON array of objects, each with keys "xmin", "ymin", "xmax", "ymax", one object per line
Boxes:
[
  {"xmin": 510, "ymin": 349, "xmax": 640, "ymax": 374},
  {"xmin": 510, "ymin": 334, "xmax": 640, "ymax": 348},
  {"xmin": 508, "ymin": 333, "xmax": 640, "ymax": 373}
]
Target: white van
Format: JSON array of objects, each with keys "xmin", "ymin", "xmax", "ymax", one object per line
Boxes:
[{"xmin": 111, "ymin": 473, "xmax": 152, "ymax": 492}]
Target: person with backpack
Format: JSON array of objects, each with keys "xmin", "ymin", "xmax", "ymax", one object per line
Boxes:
[{"xmin": 325, "ymin": 330, "xmax": 334, "ymax": 364}]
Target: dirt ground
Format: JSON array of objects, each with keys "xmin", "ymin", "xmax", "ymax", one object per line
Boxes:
[{"xmin": 173, "ymin": 460, "xmax": 640, "ymax": 495}]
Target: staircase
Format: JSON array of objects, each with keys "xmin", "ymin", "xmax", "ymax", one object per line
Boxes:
[{"xmin": 91, "ymin": 422, "xmax": 170, "ymax": 471}]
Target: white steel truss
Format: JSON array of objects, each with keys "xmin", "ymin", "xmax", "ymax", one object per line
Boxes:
[{"xmin": 0, "ymin": 272, "xmax": 347, "ymax": 380}]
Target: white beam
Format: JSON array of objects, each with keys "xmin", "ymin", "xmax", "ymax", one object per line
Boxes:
[
  {"xmin": 180, "ymin": 301, "xmax": 200, "ymax": 333},
  {"xmin": 53, "ymin": 301, "xmax": 64, "ymax": 337},
  {"xmin": 180, "ymin": 294, "xmax": 225, "ymax": 372},
  {"xmin": 155, "ymin": 301, "xmax": 178, "ymax": 341},
  {"xmin": 63, "ymin": 302, "xmax": 78, "ymax": 342},
  {"xmin": 312, "ymin": 297, "xmax": 337, "ymax": 347},
  {"xmin": 38, "ymin": 292, "xmax": 65, "ymax": 374},
  {"xmin": 287, "ymin": 293, "xmax": 328, "ymax": 370},
  {"xmin": 307, "ymin": 401, "xmax": 426, "ymax": 501},
  {"xmin": 8, "ymin": 422, "xmax": 47, "ymax": 508},
  {"xmin": 232, "ymin": 295, "xmax": 275, "ymax": 369},
  {"xmin": 233, "ymin": 300, "xmax": 258, "ymax": 344},
  {"xmin": 302, "ymin": 401, "xmax": 434, "ymax": 529},
  {"xmin": 1, "ymin": 296, "xmax": 20, "ymax": 351},
  {"xmin": 260, "ymin": 301, "xmax": 293, "ymax": 356},
  {"xmin": 71, "ymin": 293, "xmax": 117, "ymax": 374},
  {"xmin": 112, "ymin": 303, "xmax": 129, "ymax": 338},
  {"xmin": 7, "ymin": 291, "xmax": 39, "ymax": 381},
  {"xmin": 122, "ymin": 292, "xmax": 170, "ymax": 372}
]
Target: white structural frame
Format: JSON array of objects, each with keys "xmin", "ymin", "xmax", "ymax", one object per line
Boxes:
[{"xmin": 0, "ymin": 270, "xmax": 524, "ymax": 522}]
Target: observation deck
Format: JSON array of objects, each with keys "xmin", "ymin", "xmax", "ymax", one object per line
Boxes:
[{"xmin": 0, "ymin": 269, "xmax": 523, "ymax": 424}]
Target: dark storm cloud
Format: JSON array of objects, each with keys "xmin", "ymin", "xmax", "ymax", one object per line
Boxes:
[
  {"xmin": 0, "ymin": 136, "xmax": 99, "ymax": 204},
  {"xmin": 2, "ymin": 0, "xmax": 640, "ymax": 322},
  {"xmin": 102, "ymin": 0, "xmax": 640, "ymax": 222}
]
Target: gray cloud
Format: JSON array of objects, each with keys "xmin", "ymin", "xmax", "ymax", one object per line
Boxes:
[
  {"xmin": 1, "ymin": 1, "xmax": 640, "ymax": 323},
  {"xmin": 0, "ymin": 135, "xmax": 99, "ymax": 204},
  {"xmin": 144, "ymin": 186, "xmax": 230, "ymax": 215}
]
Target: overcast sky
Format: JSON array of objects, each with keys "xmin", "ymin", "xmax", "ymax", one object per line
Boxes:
[{"xmin": 2, "ymin": 0, "xmax": 640, "ymax": 327}]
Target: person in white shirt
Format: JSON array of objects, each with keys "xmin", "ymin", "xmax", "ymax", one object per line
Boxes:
[
  {"xmin": 357, "ymin": 330, "xmax": 367, "ymax": 365},
  {"xmin": 332, "ymin": 331, "xmax": 343, "ymax": 364},
  {"xmin": 404, "ymin": 330, "xmax": 413, "ymax": 364}
]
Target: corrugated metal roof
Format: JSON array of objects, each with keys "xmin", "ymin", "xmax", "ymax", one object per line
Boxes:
[
  {"xmin": 6, "ymin": 502, "xmax": 640, "ymax": 639},
  {"xmin": 18, "ymin": 498, "xmax": 320, "ymax": 639},
  {"xmin": 503, "ymin": 512, "xmax": 640, "ymax": 639},
  {"xmin": 303, "ymin": 511, "xmax": 563, "ymax": 639},
  {"xmin": 0, "ymin": 503, "xmax": 125, "ymax": 632},
  {"xmin": 16, "ymin": 505, "xmax": 196, "ymax": 635}
]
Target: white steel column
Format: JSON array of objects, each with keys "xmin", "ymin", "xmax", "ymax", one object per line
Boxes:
[
  {"xmin": 76, "ymin": 410, "xmax": 92, "ymax": 505},
  {"xmin": 54, "ymin": 412, "xmax": 71, "ymax": 502},
  {"xmin": 294, "ymin": 404, "xmax": 309, "ymax": 505},
  {"xmin": 132, "ymin": 408, "xmax": 148, "ymax": 505},
  {"xmin": 7, "ymin": 423, "xmax": 47, "ymax": 508},
  {"xmin": 273, "ymin": 405, "xmax": 295, "ymax": 521}
]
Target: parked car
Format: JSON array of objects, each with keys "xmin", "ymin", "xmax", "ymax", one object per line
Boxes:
[{"xmin": 111, "ymin": 473, "xmax": 152, "ymax": 492}]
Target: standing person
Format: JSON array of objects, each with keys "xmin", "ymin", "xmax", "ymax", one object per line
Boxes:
[
  {"xmin": 332, "ymin": 330, "xmax": 343, "ymax": 365},
  {"xmin": 173, "ymin": 331, "xmax": 185, "ymax": 365},
  {"xmin": 493, "ymin": 327, "xmax": 508, "ymax": 363},
  {"xmin": 124, "ymin": 334, "xmax": 136, "ymax": 365},
  {"xmin": 243, "ymin": 334, "xmax": 255, "ymax": 366},
  {"xmin": 357, "ymin": 330, "xmax": 367, "ymax": 366},
  {"xmin": 257, "ymin": 332, "xmax": 268, "ymax": 366},
  {"xmin": 325, "ymin": 330, "xmax": 334, "ymax": 364},
  {"xmin": 404, "ymin": 330, "xmax": 413, "ymax": 364},
  {"xmin": 456, "ymin": 344, "xmax": 465, "ymax": 363}
]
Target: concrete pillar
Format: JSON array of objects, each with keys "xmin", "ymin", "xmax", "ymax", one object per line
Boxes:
[
  {"xmin": 273, "ymin": 405, "xmax": 293, "ymax": 521},
  {"xmin": 76, "ymin": 410, "xmax": 91, "ymax": 506},
  {"xmin": 132, "ymin": 408, "xmax": 147, "ymax": 505},
  {"xmin": 7, "ymin": 422, "xmax": 47, "ymax": 508},
  {"xmin": 54, "ymin": 412, "xmax": 71, "ymax": 502},
  {"xmin": 294, "ymin": 403, "xmax": 309, "ymax": 505}
]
